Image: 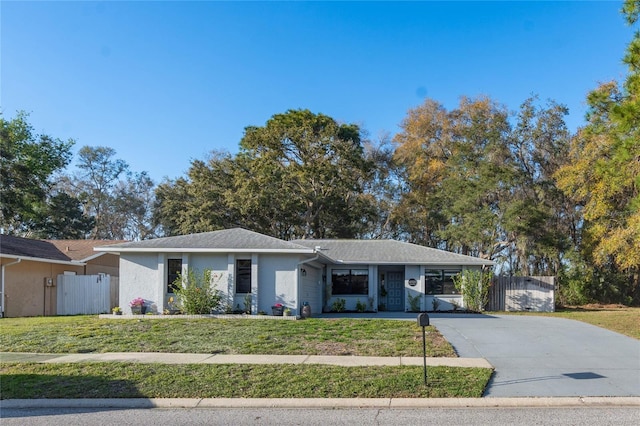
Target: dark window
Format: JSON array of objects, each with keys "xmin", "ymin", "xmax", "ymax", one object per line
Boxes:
[
  {"xmin": 236, "ymin": 259, "xmax": 251, "ymax": 294},
  {"xmin": 167, "ymin": 258, "xmax": 182, "ymax": 293},
  {"xmin": 331, "ymin": 269, "xmax": 368, "ymax": 295},
  {"xmin": 425, "ymin": 269, "xmax": 460, "ymax": 295}
]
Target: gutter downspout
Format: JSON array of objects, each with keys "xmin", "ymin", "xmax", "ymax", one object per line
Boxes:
[{"xmin": 1, "ymin": 258, "xmax": 22, "ymax": 318}]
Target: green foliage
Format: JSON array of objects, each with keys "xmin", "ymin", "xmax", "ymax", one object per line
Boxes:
[
  {"xmin": 172, "ymin": 269, "xmax": 223, "ymax": 315},
  {"xmin": 331, "ymin": 298, "xmax": 346, "ymax": 312},
  {"xmin": 243, "ymin": 293, "xmax": 252, "ymax": 314},
  {"xmin": 56, "ymin": 146, "xmax": 157, "ymax": 240},
  {"xmin": 453, "ymin": 270, "xmax": 491, "ymax": 312},
  {"xmin": 355, "ymin": 299, "xmax": 367, "ymax": 313},
  {"xmin": 33, "ymin": 193, "xmax": 95, "ymax": 239},
  {"xmin": 392, "ymin": 95, "xmax": 572, "ymax": 274},
  {"xmin": 0, "ymin": 111, "xmax": 74, "ymax": 235},
  {"xmin": 407, "ymin": 293, "xmax": 421, "ymax": 312},
  {"xmin": 553, "ymin": 4, "xmax": 639, "ymax": 302},
  {"xmin": 154, "ymin": 110, "xmax": 376, "ymax": 239}
]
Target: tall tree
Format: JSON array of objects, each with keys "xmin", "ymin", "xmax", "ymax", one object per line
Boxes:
[
  {"xmin": 58, "ymin": 146, "xmax": 157, "ymax": 240},
  {"xmin": 393, "ymin": 96, "xmax": 513, "ymax": 259},
  {"xmin": 555, "ymin": 0, "xmax": 639, "ymax": 303},
  {"xmin": 361, "ymin": 133, "xmax": 402, "ymax": 239},
  {"xmin": 33, "ymin": 192, "xmax": 95, "ymax": 239},
  {"xmin": 0, "ymin": 111, "xmax": 74, "ymax": 235},
  {"xmin": 235, "ymin": 109, "xmax": 376, "ymax": 239},
  {"xmin": 504, "ymin": 97, "xmax": 574, "ymax": 275},
  {"xmin": 153, "ymin": 110, "xmax": 376, "ymax": 240},
  {"xmin": 153, "ymin": 151, "xmax": 241, "ymax": 236}
]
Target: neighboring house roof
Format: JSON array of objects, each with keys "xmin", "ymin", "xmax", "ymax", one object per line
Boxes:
[
  {"xmin": 0, "ymin": 235, "xmax": 126, "ymax": 265},
  {"xmin": 292, "ymin": 239, "xmax": 494, "ymax": 266},
  {"xmin": 45, "ymin": 239, "xmax": 126, "ymax": 262},
  {"xmin": 95, "ymin": 228, "xmax": 315, "ymax": 254},
  {"xmin": 0, "ymin": 234, "xmax": 73, "ymax": 262}
]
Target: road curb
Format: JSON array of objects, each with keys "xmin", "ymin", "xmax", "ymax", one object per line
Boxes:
[{"xmin": 2, "ymin": 397, "xmax": 639, "ymax": 409}]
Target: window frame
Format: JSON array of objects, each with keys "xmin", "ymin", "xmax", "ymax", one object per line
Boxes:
[
  {"xmin": 331, "ymin": 268, "xmax": 369, "ymax": 295},
  {"xmin": 425, "ymin": 269, "xmax": 461, "ymax": 295},
  {"xmin": 235, "ymin": 259, "xmax": 252, "ymax": 294},
  {"xmin": 167, "ymin": 258, "xmax": 182, "ymax": 294}
]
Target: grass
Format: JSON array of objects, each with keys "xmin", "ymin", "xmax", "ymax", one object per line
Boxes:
[
  {"xmin": 3, "ymin": 308, "xmax": 635, "ymax": 400},
  {"xmin": 0, "ymin": 316, "xmax": 493, "ymax": 399},
  {"xmin": 493, "ymin": 306, "xmax": 640, "ymax": 340},
  {"xmin": 0, "ymin": 316, "xmax": 455, "ymax": 357},
  {"xmin": 0, "ymin": 362, "xmax": 491, "ymax": 399}
]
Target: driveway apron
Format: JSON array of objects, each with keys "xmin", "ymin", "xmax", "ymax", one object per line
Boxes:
[{"xmin": 429, "ymin": 314, "xmax": 640, "ymax": 397}]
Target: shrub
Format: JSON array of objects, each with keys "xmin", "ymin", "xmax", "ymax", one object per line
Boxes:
[
  {"xmin": 453, "ymin": 269, "xmax": 491, "ymax": 312},
  {"xmin": 331, "ymin": 298, "xmax": 346, "ymax": 312},
  {"xmin": 407, "ymin": 293, "xmax": 421, "ymax": 312},
  {"xmin": 355, "ymin": 299, "xmax": 367, "ymax": 312},
  {"xmin": 173, "ymin": 269, "xmax": 223, "ymax": 314}
]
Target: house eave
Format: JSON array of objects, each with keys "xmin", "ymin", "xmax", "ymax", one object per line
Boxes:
[
  {"xmin": 325, "ymin": 260, "xmax": 494, "ymax": 266},
  {"xmin": 0, "ymin": 254, "xmax": 86, "ymax": 266},
  {"xmin": 94, "ymin": 247, "xmax": 316, "ymax": 254}
]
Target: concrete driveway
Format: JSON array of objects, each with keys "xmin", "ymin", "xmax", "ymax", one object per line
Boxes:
[
  {"xmin": 318, "ymin": 312, "xmax": 640, "ymax": 397},
  {"xmin": 428, "ymin": 313, "xmax": 640, "ymax": 397}
]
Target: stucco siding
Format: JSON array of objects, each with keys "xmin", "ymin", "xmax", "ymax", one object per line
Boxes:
[
  {"xmin": 257, "ymin": 254, "xmax": 298, "ymax": 314},
  {"xmin": 119, "ymin": 254, "xmax": 159, "ymax": 314}
]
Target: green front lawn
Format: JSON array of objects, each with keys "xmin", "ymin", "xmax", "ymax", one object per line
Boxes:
[
  {"xmin": 0, "ymin": 316, "xmax": 493, "ymax": 399},
  {"xmin": 0, "ymin": 316, "xmax": 455, "ymax": 357},
  {"xmin": 0, "ymin": 362, "xmax": 491, "ymax": 399}
]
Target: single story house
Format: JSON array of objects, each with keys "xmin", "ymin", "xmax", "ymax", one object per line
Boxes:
[
  {"xmin": 96, "ymin": 228, "xmax": 493, "ymax": 315},
  {"xmin": 0, "ymin": 235, "xmax": 122, "ymax": 317}
]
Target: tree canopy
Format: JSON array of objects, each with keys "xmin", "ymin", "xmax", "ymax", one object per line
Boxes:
[
  {"xmin": 154, "ymin": 110, "xmax": 376, "ymax": 240},
  {"xmin": 0, "ymin": 111, "xmax": 76, "ymax": 236}
]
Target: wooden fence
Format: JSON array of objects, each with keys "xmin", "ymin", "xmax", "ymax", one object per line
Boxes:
[
  {"xmin": 57, "ymin": 274, "xmax": 112, "ymax": 315},
  {"xmin": 487, "ymin": 276, "xmax": 556, "ymax": 312}
]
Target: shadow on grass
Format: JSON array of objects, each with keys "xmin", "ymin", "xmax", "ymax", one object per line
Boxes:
[{"xmin": 1, "ymin": 373, "xmax": 146, "ymax": 400}]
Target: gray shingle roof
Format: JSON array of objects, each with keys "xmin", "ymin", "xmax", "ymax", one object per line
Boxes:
[
  {"xmin": 292, "ymin": 239, "xmax": 493, "ymax": 266},
  {"xmin": 0, "ymin": 234, "xmax": 72, "ymax": 262},
  {"xmin": 96, "ymin": 228, "xmax": 314, "ymax": 253}
]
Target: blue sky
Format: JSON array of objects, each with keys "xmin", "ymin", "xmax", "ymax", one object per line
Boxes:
[{"xmin": 2, "ymin": 1, "xmax": 634, "ymax": 183}]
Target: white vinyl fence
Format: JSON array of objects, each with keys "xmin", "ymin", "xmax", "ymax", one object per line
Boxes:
[
  {"xmin": 57, "ymin": 274, "xmax": 111, "ymax": 315},
  {"xmin": 488, "ymin": 276, "xmax": 556, "ymax": 312}
]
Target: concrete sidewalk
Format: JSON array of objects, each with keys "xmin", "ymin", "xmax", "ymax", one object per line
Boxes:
[{"xmin": 0, "ymin": 351, "xmax": 491, "ymax": 368}]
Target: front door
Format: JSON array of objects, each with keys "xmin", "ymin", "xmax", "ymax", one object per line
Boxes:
[{"xmin": 386, "ymin": 271, "xmax": 404, "ymax": 311}]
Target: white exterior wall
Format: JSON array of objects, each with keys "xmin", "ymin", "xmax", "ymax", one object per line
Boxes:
[
  {"xmin": 120, "ymin": 252, "xmax": 305, "ymax": 315},
  {"xmin": 270, "ymin": 256, "xmax": 298, "ymax": 314},
  {"xmin": 119, "ymin": 254, "xmax": 160, "ymax": 314}
]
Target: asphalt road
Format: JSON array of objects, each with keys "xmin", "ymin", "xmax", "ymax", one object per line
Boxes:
[
  {"xmin": 428, "ymin": 313, "xmax": 640, "ymax": 397},
  {"xmin": 2, "ymin": 407, "xmax": 639, "ymax": 425}
]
